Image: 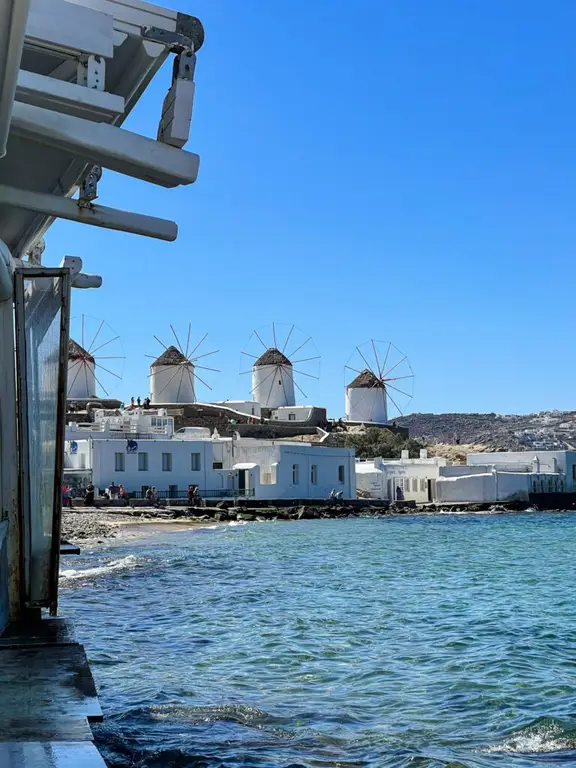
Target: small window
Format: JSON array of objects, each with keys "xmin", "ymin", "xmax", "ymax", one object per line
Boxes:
[
  {"xmin": 311, "ymin": 464, "xmax": 318, "ymax": 485},
  {"xmin": 572, "ymin": 465, "xmax": 576, "ymax": 481},
  {"xmin": 115, "ymin": 453, "xmax": 125, "ymax": 472},
  {"xmin": 293, "ymin": 464, "xmax": 300, "ymax": 485},
  {"xmin": 138, "ymin": 452, "xmax": 148, "ymax": 471},
  {"xmin": 412, "ymin": 478, "xmax": 418, "ymax": 492},
  {"xmin": 213, "ymin": 461, "xmax": 223, "ymax": 470},
  {"xmin": 420, "ymin": 478, "xmax": 427, "ymax": 492},
  {"xmin": 338, "ymin": 465, "xmax": 345, "ymax": 484},
  {"xmin": 288, "ymin": 413, "xmax": 296, "ymax": 421},
  {"xmin": 191, "ymin": 452, "xmax": 201, "ymax": 471},
  {"xmin": 162, "ymin": 452, "xmax": 172, "ymax": 471}
]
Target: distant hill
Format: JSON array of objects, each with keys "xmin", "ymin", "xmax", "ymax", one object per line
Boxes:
[{"xmin": 394, "ymin": 411, "xmax": 576, "ymax": 452}]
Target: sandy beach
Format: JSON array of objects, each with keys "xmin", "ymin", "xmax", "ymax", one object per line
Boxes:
[{"xmin": 62, "ymin": 508, "xmax": 222, "ymax": 543}]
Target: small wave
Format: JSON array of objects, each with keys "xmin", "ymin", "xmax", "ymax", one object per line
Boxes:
[
  {"xmin": 60, "ymin": 554, "xmax": 140, "ymax": 581},
  {"xmin": 484, "ymin": 718, "xmax": 576, "ymax": 754},
  {"xmin": 228, "ymin": 520, "xmax": 248, "ymax": 527},
  {"xmin": 148, "ymin": 703, "xmax": 276, "ymax": 726},
  {"xmin": 94, "ymin": 703, "xmax": 353, "ymax": 768}
]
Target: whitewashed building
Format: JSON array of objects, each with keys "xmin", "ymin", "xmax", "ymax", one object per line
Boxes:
[
  {"xmin": 213, "ymin": 400, "xmax": 261, "ymax": 418},
  {"xmin": 67, "ymin": 408, "xmax": 175, "ymax": 440},
  {"xmin": 64, "ymin": 409, "xmax": 356, "ymax": 500},
  {"xmin": 435, "ymin": 450, "xmax": 575, "ymax": 503},
  {"xmin": 355, "ymin": 450, "xmax": 446, "ymax": 502},
  {"xmin": 270, "ymin": 406, "xmax": 314, "ymax": 422}
]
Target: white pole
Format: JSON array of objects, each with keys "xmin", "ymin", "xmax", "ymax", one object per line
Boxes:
[{"xmin": 0, "ymin": 0, "xmax": 30, "ymax": 157}]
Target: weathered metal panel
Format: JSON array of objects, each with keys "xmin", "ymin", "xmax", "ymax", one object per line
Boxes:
[
  {"xmin": 14, "ymin": 268, "xmax": 71, "ymax": 611},
  {"xmin": 26, "ymin": 0, "xmax": 114, "ymax": 58}
]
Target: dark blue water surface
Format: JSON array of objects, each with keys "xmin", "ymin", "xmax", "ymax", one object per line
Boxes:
[{"xmin": 59, "ymin": 514, "xmax": 576, "ymax": 767}]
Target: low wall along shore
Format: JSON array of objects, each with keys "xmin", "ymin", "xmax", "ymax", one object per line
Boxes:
[{"xmin": 61, "ymin": 497, "xmax": 576, "ymax": 544}]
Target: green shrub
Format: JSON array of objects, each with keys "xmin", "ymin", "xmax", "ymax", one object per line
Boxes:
[{"xmin": 342, "ymin": 427, "xmax": 426, "ymax": 460}]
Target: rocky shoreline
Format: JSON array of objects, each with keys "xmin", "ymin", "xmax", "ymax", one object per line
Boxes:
[{"xmin": 62, "ymin": 500, "xmax": 550, "ymax": 544}]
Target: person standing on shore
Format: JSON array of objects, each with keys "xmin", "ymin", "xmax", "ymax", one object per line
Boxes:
[
  {"xmin": 62, "ymin": 483, "xmax": 73, "ymax": 509},
  {"xmin": 84, "ymin": 483, "xmax": 95, "ymax": 506},
  {"xmin": 146, "ymin": 486, "xmax": 160, "ymax": 508}
]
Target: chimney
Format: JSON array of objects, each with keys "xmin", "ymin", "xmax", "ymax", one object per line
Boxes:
[
  {"xmin": 420, "ymin": 449, "xmax": 428, "ymax": 459},
  {"xmin": 401, "ymin": 450, "xmax": 409, "ymax": 460}
]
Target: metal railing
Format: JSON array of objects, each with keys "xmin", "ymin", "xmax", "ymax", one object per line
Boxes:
[
  {"xmin": 130, "ymin": 488, "xmax": 255, "ymax": 500},
  {"xmin": 67, "ymin": 431, "xmax": 171, "ymax": 441},
  {"xmin": 202, "ymin": 489, "xmax": 255, "ymax": 499}
]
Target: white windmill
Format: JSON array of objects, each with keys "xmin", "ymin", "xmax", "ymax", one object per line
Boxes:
[
  {"xmin": 67, "ymin": 315, "xmax": 125, "ymax": 399},
  {"xmin": 345, "ymin": 340, "xmax": 414, "ymax": 423},
  {"xmin": 241, "ymin": 323, "xmax": 320, "ymax": 408},
  {"xmin": 147, "ymin": 324, "xmax": 219, "ymax": 404}
]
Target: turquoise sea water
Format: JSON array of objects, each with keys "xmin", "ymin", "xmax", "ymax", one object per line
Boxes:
[{"xmin": 60, "ymin": 513, "xmax": 576, "ymax": 767}]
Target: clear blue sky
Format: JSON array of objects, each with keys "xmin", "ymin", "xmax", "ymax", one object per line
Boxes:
[{"xmin": 45, "ymin": 0, "xmax": 576, "ymax": 417}]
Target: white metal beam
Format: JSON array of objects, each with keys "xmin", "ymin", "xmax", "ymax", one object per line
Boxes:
[
  {"xmin": 0, "ymin": 0, "xmax": 30, "ymax": 157},
  {"xmin": 59, "ymin": 255, "xmax": 103, "ymax": 289},
  {"xmin": 0, "ymin": 184, "xmax": 179, "ymax": 241},
  {"xmin": 64, "ymin": 0, "xmax": 176, "ymax": 37},
  {"xmin": 10, "ymin": 101, "xmax": 199, "ymax": 187},
  {"xmin": 16, "ymin": 70, "xmax": 125, "ymax": 120},
  {"xmin": 26, "ymin": 0, "xmax": 113, "ymax": 58}
]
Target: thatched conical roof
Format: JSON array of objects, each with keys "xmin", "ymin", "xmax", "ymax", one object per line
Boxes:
[
  {"xmin": 151, "ymin": 345, "xmax": 191, "ymax": 367},
  {"xmin": 254, "ymin": 348, "xmax": 292, "ymax": 367},
  {"xmin": 68, "ymin": 339, "xmax": 94, "ymax": 364},
  {"xmin": 347, "ymin": 369, "xmax": 384, "ymax": 389}
]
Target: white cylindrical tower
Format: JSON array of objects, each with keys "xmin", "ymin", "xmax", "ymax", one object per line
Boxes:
[
  {"xmin": 345, "ymin": 369, "xmax": 388, "ymax": 424},
  {"xmin": 150, "ymin": 345, "xmax": 195, "ymax": 404},
  {"xmin": 67, "ymin": 339, "xmax": 96, "ymax": 398},
  {"xmin": 252, "ymin": 348, "xmax": 295, "ymax": 408}
]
